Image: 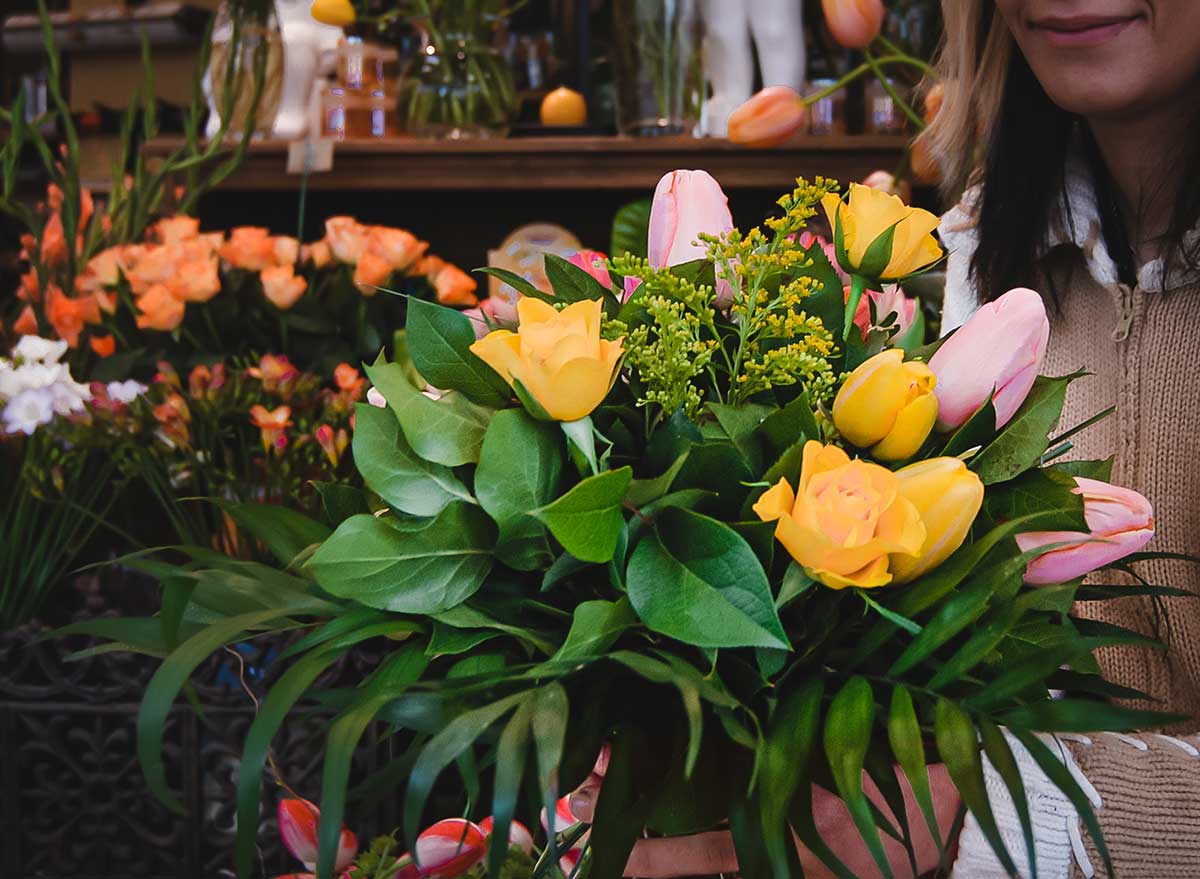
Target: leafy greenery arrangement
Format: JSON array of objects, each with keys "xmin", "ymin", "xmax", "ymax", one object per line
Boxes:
[{"xmin": 78, "ymin": 174, "xmax": 1181, "ymax": 879}]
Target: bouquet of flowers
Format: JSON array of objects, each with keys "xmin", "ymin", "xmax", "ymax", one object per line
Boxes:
[{"xmin": 86, "ymin": 172, "xmax": 1176, "ymax": 879}]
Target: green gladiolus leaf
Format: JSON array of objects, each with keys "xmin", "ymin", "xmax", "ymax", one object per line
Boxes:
[
  {"xmin": 224, "ymin": 502, "xmax": 330, "ymax": 568},
  {"xmin": 307, "ymin": 505, "xmax": 495, "ymax": 613},
  {"xmin": 626, "ymin": 507, "xmax": 787, "ymax": 650},
  {"xmin": 404, "ymin": 297, "xmax": 512, "ymax": 406},
  {"xmin": 887, "ymin": 687, "xmax": 946, "ymax": 870},
  {"xmin": 353, "ymin": 403, "xmax": 473, "ymax": 517},
  {"xmin": 532, "ymin": 466, "xmax": 632, "ymax": 563}
]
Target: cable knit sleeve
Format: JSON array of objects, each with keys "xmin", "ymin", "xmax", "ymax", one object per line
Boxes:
[{"xmin": 938, "ymin": 190, "xmax": 983, "ymax": 334}]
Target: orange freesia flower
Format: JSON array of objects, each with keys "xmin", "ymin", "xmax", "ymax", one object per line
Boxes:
[
  {"xmin": 247, "ymin": 354, "xmax": 299, "ymax": 393},
  {"xmin": 261, "ymin": 264, "xmax": 307, "ymax": 310},
  {"xmin": 302, "ymin": 239, "xmax": 333, "ymax": 268},
  {"xmin": 250, "ymin": 404, "xmax": 293, "ymax": 453},
  {"xmin": 154, "ymin": 392, "xmax": 191, "ymax": 447},
  {"xmin": 315, "ymin": 423, "xmax": 339, "ymax": 465},
  {"xmin": 353, "ymin": 250, "xmax": 391, "ymax": 292},
  {"xmin": 79, "ymin": 188, "xmax": 95, "ymax": 232},
  {"xmin": 219, "ymin": 226, "xmax": 275, "ymax": 271},
  {"xmin": 90, "ymin": 334, "xmax": 116, "ymax": 357},
  {"xmin": 333, "ymin": 362, "xmax": 364, "ymax": 397},
  {"xmin": 13, "ymin": 306, "xmax": 38, "ymax": 336},
  {"xmin": 187, "ymin": 362, "xmax": 227, "ymax": 399},
  {"xmin": 155, "ymin": 215, "xmax": 201, "ymax": 245},
  {"xmin": 368, "ymin": 226, "xmax": 428, "ymax": 272},
  {"xmin": 325, "ymin": 216, "xmax": 369, "ymax": 263},
  {"xmin": 155, "ymin": 360, "xmax": 181, "ymax": 387},
  {"xmin": 136, "ymin": 283, "xmax": 186, "ymax": 332}
]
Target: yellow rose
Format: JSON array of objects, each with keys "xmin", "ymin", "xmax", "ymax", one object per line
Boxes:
[
  {"xmin": 890, "ymin": 457, "xmax": 984, "ymax": 583},
  {"xmin": 310, "ymin": 0, "xmax": 355, "ymax": 26},
  {"xmin": 470, "ymin": 297, "xmax": 624, "ymax": 422},
  {"xmin": 753, "ymin": 441, "xmax": 926, "ymax": 590},
  {"xmin": 833, "ymin": 349, "xmax": 937, "ymax": 461},
  {"xmin": 821, "ymin": 183, "xmax": 942, "ymax": 282}
]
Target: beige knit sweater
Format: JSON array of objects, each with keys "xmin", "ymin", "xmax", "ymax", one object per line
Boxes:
[{"xmin": 941, "ymin": 174, "xmax": 1200, "ymax": 877}]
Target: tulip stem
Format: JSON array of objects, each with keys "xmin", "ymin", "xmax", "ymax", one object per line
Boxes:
[
  {"xmin": 801, "ymin": 55, "xmax": 931, "ymax": 108},
  {"xmin": 844, "ymin": 275, "xmax": 866, "ymax": 341},
  {"xmin": 863, "ymin": 47, "xmax": 926, "ymax": 132},
  {"xmin": 874, "ymin": 35, "xmax": 938, "ymax": 78}
]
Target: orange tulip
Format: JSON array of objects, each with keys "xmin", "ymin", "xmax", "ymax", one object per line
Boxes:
[
  {"xmin": 260, "ymin": 264, "xmax": 307, "ymax": 309},
  {"xmin": 821, "ymin": 0, "xmax": 885, "ymax": 49},
  {"xmin": 728, "ymin": 86, "xmax": 807, "ymax": 148},
  {"xmin": 136, "ymin": 283, "xmax": 186, "ymax": 332},
  {"xmin": 353, "ymin": 250, "xmax": 392, "ymax": 292},
  {"xmin": 90, "ymin": 334, "xmax": 116, "ymax": 357}
]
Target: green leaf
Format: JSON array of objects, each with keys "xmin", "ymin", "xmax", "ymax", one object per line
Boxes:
[
  {"xmin": 544, "ymin": 252, "xmax": 613, "ymax": 303},
  {"xmin": 983, "ymin": 467, "xmax": 1087, "ymax": 532},
  {"xmin": 532, "ymin": 466, "xmax": 632, "ymax": 563},
  {"xmin": 353, "ymin": 403, "xmax": 473, "ymax": 517},
  {"xmin": 552, "ymin": 598, "xmax": 638, "ymax": 662},
  {"xmin": 776, "ymin": 562, "xmax": 814, "ymax": 610},
  {"xmin": 313, "ymin": 481, "xmax": 371, "ymax": 525},
  {"xmin": 859, "ymin": 220, "xmax": 901, "ymax": 281},
  {"xmin": 307, "ymin": 505, "xmax": 495, "ymax": 613},
  {"xmin": 611, "ymin": 198, "xmax": 652, "ymax": 258},
  {"xmin": 926, "ymin": 601, "xmax": 1022, "ymax": 691},
  {"xmin": 319, "ymin": 646, "xmax": 430, "ymax": 879},
  {"xmin": 1051, "ymin": 458, "xmax": 1114, "ymax": 481},
  {"xmin": 432, "ymin": 603, "xmax": 556, "ymax": 656},
  {"xmin": 886, "ymin": 575, "xmax": 999, "ymax": 677},
  {"xmin": 627, "ymin": 507, "xmax": 788, "ymax": 650},
  {"xmin": 934, "ymin": 698, "xmax": 1018, "ymax": 878},
  {"xmin": 971, "ymin": 375, "xmax": 1075, "ymax": 484},
  {"xmin": 532, "ymin": 683, "xmax": 569, "ymax": 844},
  {"xmin": 757, "ymin": 394, "xmax": 821, "ymax": 458},
  {"xmin": 236, "ymin": 644, "xmax": 349, "ymax": 878},
  {"xmin": 589, "ymin": 729, "xmax": 654, "ymax": 879},
  {"xmin": 138, "ymin": 608, "xmax": 290, "ymax": 814},
  {"xmin": 824, "ymin": 677, "xmax": 893, "ymax": 879},
  {"xmin": 760, "ymin": 680, "xmax": 824, "ymax": 878},
  {"xmin": 939, "ymin": 396, "xmax": 998, "ymax": 459},
  {"xmin": 427, "ymin": 624, "xmax": 501, "ymax": 656},
  {"xmin": 977, "ymin": 720, "xmax": 1036, "ymax": 879},
  {"xmin": 561, "ymin": 416, "xmax": 600, "ymax": 474},
  {"xmin": 625, "ymin": 451, "xmax": 690, "ymax": 508},
  {"xmin": 474, "ymin": 266, "xmax": 554, "ymax": 303},
  {"xmin": 708, "ymin": 402, "xmax": 775, "ymax": 471},
  {"xmin": 488, "ymin": 698, "xmax": 534, "ymax": 878},
  {"xmin": 225, "ymin": 502, "xmax": 331, "ymax": 568},
  {"xmin": 887, "ymin": 687, "xmax": 946, "ymax": 870},
  {"xmin": 365, "ymin": 356, "xmax": 491, "ymax": 467},
  {"xmin": 405, "ymin": 297, "xmax": 512, "ymax": 406},
  {"xmin": 1000, "ymin": 699, "xmax": 1181, "ymax": 732},
  {"xmin": 475, "ymin": 408, "xmax": 564, "ymax": 570}
]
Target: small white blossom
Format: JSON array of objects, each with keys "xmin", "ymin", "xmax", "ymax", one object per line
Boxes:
[
  {"xmin": 13, "ymin": 335, "xmax": 68, "ymax": 365},
  {"xmin": 3, "ymin": 387, "xmax": 56, "ymax": 435},
  {"xmin": 106, "ymin": 379, "xmax": 147, "ymax": 404}
]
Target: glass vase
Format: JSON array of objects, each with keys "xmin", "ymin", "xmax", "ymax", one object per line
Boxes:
[
  {"xmin": 205, "ymin": 2, "xmax": 284, "ymax": 140},
  {"xmin": 402, "ymin": 28, "xmax": 517, "ymax": 139},
  {"xmin": 612, "ymin": 0, "xmax": 703, "ymax": 137}
]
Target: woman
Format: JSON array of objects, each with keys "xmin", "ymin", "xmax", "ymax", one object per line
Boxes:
[{"xmin": 575, "ymin": 1, "xmax": 1200, "ymax": 876}]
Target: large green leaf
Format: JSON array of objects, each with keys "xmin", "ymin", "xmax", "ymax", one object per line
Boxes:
[
  {"xmin": 983, "ymin": 467, "xmax": 1087, "ymax": 532},
  {"xmin": 365, "ymin": 357, "xmax": 491, "ymax": 467},
  {"xmin": 405, "ymin": 297, "xmax": 512, "ymax": 406},
  {"xmin": 488, "ymin": 699, "xmax": 533, "ymax": 877},
  {"xmin": 224, "ymin": 502, "xmax": 331, "ymax": 568},
  {"xmin": 971, "ymin": 375, "xmax": 1075, "ymax": 485},
  {"xmin": 475, "ymin": 408, "xmax": 564, "ymax": 570},
  {"xmin": 532, "ymin": 466, "xmax": 632, "ymax": 563},
  {"xmin": 531, "ymin": 683, "xmax": 569, "ymax": 848},
  {"xmin": 824, "ymin": 677, "xmax": 892, "ymax": 879},
  {"xmin": 760, "ymin": 680, "xmax": 824, "ymax": 879},
  {"xmin": 352, "ymin": 403, "xmax": 473, "ymax": 517},
  {"xmin": 552, "ymin": 598, "xmax": 638, "ymax": 662},
  {"xmin": 544, "ymin": 252, "xmax": 613, "ymax": 304},
  {"xmin": 887, "ymin": 687, "xmax": 946, "ymax": 870},
  {"xmin": 611, "ymin": 197, "xmax": 651, "ymax": 258},
  {"xmin": 306, "ymin": 505, "xmax": 495, "ymax": 613},
  {"xmin": 977, "ymin": 720, "xmax": 1036, "ymax": 879},
  {"xmin": 626, "ymin": 507, "xmax": 787, "ymax": 650}
]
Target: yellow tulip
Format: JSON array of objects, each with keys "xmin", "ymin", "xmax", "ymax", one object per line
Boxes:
[
  {"xmin": 821, "ymin": 183, "xmax": 942, "ymax": 282},
  {"xmin": 890, "ymin": 457, "xmax": 984, "ymax": 583},
  {"xmin": 310, "ymin": 0, "xmax": 355, "ymax": 27},
  {"xmin": 753, "ymin": 441, "xmax": 926, "ymax": 590},
  {"xmin": 832, "ymin": 349, "xmax": 937, "ymax": 461},
  {"xmin": 470, "ymin": 297, "xmax": 624, "ymax": 422}
]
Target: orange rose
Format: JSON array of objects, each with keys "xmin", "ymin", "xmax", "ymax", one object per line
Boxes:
[
  {"xmin": 433, "ymin": 263, "xmax": 479, "ymax": 307},
  {"xmin": 325, "ymin": 216, "xmax": 369, "ymax": 263},
  {"xmin": 368, "ymin": 226, "xmax": 427, "ymax": 272},
  {"xmin": 261, "ymin": 264, "xmax": 307, "ymax": 309},
  {"xmin": 126, "ymin": 243, "xmax": 180, "ymax": 294},
  {"xmin": 136, "ymin": 283, "xmax": 186, "ymax": 331},
  {"xmin": 272, "ymin": 235, "xmax": 301, "ymax": 267},
  {"xmin": 302, "ymin": 239, "xmax": 333, "ymax": 268},
  {"xmin": 353, "ymin": 250, "xmax": 392, "ymax": 292},
  {"xmin": 156, "ymin": 216, "xmax": 201, "ymax": 245},
  {"xmin": 78, "ymin": 247, "xmax": 123, "ymax": 294},
  {"xmin": 90, "ymin": 334, "xmax": 116, "ymax": 357},
  {"xmin": 173, "ymin": 257, "xmax": 221, "ymax": 303},
  {"xmin": 219, "ymin": 226, "xmax": 275, "ymax": 271}
]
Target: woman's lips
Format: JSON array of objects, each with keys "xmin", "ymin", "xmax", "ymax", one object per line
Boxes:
[{"xmin": 1031, "ymin": 15, "xmax": 1139, "ymax": 48}]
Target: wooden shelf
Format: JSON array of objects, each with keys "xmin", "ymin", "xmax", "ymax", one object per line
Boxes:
[{"xmin": 141, "ymin": 134, "xmax": 910, "ymax": 192}]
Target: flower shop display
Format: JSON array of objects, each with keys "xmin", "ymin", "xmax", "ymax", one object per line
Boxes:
[{"xmin": 72, "ymin": 167, "xmax": 1188, "ymax": 879}]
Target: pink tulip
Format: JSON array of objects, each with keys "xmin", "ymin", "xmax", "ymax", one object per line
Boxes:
[
  {"xmin": 821, "ymin": 0, "xmax": 885, "ymax": 49},
  {"xmin": 1016, "ymin": 478, "xmax": 1155, "ymax": 584},
  {"xmin": 413, "ymin": 818, "xmax": 487, "ymax": 878},
  {"xmin": 929, "ymin": 287, "xmax": 1050, "ymax": 432},
  {"xmin": 648, "ymin": 171, "xmax": 735, "ymax": 306},
  {"xmin": 478, "ymin": 816, "xmax": 535, "ymax": 855},
  {"xmin": 277, "ymin": 798, "xmax": 358, "ymax": 873},
  {"xmin": 567, "ymin": 249, "xmax": 612, "ymax": 288},
  {"xmin": 862, "ymin": 169, "xmax": 913, "ymax": 205}
]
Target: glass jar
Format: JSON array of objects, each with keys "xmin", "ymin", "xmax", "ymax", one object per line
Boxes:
[
  {"xmin": 205, "ymin": 2, "xmax": 284, "ymax": 139},
  {"xmin": 611, "ymin": 0, "xmax": 703, "ymax": 137},
  {"xmin": 866, "ymin": 78, "xmax": 906, "ymax": 134},
  {"xmin": 401, "ymin": 31, "xmax": 518, "ymax": 139},
  {"xmin": 807, "ymin": 78, "xmax": 847, "ymax": 136}
]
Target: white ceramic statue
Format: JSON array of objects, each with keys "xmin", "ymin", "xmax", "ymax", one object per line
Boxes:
[
  {"xmin": 699, "ymin": 0, "xmax": 806, "ymax": 137},
  {"xmin": 203, "ymin": 0, "xmax": 343, "ymax": 141}
]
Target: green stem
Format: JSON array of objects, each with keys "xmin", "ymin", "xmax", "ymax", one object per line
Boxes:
[
  {"xmin": 844, "ymin": 275, "xmax": 866, "ymax": 341},
  {"xmin": 800, "ymin": 55, "xmax": 929, "ymax": 107},
  {"xmin": 863, "ymin": 47, "xmax": 925, "ymax": 132},
  {"xmin": 874, "ymin": 35, "xmax": 938, "ymax": 77}
]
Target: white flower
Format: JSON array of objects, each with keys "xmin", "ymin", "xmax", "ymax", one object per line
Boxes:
[
  {"xmin": 106, "ymin": 380, "xmax": 147, "ymax": 404},
  {"xmin": 15, "ymin": 362, "xmax": 65, "ymax": 392},
  {"xmin": 13, "ymin": 336, "xmax": 68, "ymax": 365},
  {"xmin": 49, "ymin": 379, "xmax": 90, "ymax": 416},
  {"xmin": 0, "ymin": 363, "xmax": 21, "ymax": 401},
  {"xmin": 3, "ymin": 387, "xmax": 56, "ymax": 435},
  {"xmin": 367, "ymin": 387, "xmax": 387, "ymax": 408}
]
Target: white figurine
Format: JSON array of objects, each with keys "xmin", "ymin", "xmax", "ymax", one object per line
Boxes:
[{"xmin": 699, "ymin": 0, "xmax": 806, "ymax": 137}]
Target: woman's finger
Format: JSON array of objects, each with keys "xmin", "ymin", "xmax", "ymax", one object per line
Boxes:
[{"xmin": 622, "ymin": 830, "xmax": 739, "ymax": 878}]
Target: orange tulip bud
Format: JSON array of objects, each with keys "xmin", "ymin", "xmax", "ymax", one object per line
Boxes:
[
  {"xmin": 728, "ymin": 86, "xmax": 807, "ymax": 149},
  {"xmin": 821, "ymin": 0, "xmax": 885, "ymax": 49}
]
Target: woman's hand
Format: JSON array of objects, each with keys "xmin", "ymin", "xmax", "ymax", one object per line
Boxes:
[{"xmin": 567, "ymin": 764, "xmax": 961, "ymax": 879}]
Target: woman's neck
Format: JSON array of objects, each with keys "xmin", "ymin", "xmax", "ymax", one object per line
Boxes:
[{"xmin": 1087, "ymin": 102, "xmax": 1194, "ymax": 267}]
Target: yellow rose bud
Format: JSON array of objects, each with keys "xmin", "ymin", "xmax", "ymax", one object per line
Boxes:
[
  {"xmin": 469, "ymin": 297, "xmax": 624, "ymax": 422},
  {"xmin": 832, "ymin": 349, "xmax": 938, "ymax": 462},
  {"xmin": 753, "ymin": 441, "xmax": 926, "ymax": 590},
  {"xmin": 821, "ymin": 183, "xmax": 942, "ymax": 282},
  {"xmin": 890, "ymin": 457, "xmax": 984, "ymax": 583}
]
